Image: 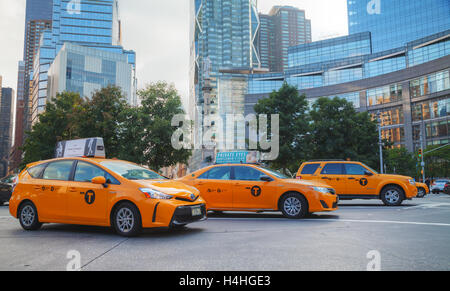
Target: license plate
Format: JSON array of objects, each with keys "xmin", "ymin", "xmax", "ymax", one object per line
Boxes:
[{"xmin": 191, "ymin": 207, "xmax": 202, "ymax": 217}]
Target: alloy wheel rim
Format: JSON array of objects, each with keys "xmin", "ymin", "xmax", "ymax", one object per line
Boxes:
[
  {"xmin": 385, "ymin": 190, "xmax": 400, "ymax": 204},
  {"xmin": 21, "ymin": 205, "xmax": 35, "ymax": 227},
  {"xmin": 116, "ymin": 208, "xmax": 134, "ymax": 233},
  {"xmin": 419, "ymin": 189, "xmax": 425, "ymax": 197},
  {"xmin": 284, "ymin": 197, "xmax": 301, "ymax": 216}
]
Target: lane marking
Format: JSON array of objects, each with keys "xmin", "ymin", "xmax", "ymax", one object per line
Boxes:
[{"xmin": 209, "ymin": 217, "xmax": 450, "ymax": 227}]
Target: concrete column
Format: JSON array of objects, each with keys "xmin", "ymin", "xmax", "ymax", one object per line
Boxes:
[{"xmin": 401, "ymin": 80, "xmax": 414, "ymax": 152}]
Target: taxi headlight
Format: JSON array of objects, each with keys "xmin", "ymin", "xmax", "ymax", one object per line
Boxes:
[
  {"xmin": 140, "ymin": 188, "xmax": 173, "ymax": 200},
  {"xmin": 409, "ymin": 179, "xmax": 416, "ymax": 186},
  {"xmin": 313, "ymin": 187, "xmax": 331, "ymax": 194}
]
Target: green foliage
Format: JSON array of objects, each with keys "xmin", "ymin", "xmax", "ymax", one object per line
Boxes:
[
  {"xmin": 21, "ymin": 92, "xmax": 84, "ymax": 167},
  {"xmin": 21, "ymin": 83, "xmax": 191, "ymax": 171},
  {"xmin": 119, "ymin": 81, "xmax": 191, "ymax": 170},
  {"xmin": 254, "ymin": 82, "xmax": 310, "ymax": 173},
  {"xmin": 384, "ymin": 147, "xmax": 417, "ymax": 177},
  {"xmin": 253, "ymin": 86, "xmax": 380, "ymax": 172},
  {"xmin": 309, "ymin": 97, "xmax": 380, "ymax": 169},
  {"xmin": 423, "ymin": 144, "xmax": 450, "ymax": 179}
]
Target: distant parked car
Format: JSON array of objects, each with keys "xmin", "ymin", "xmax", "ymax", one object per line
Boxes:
[
  {"xmin": 444, "ymin": 182, "xmax": 450, "ymax": 195},
  {"xmin": 431, "ymin": 179, "xmax": 450, "ymax": 194},
  {"xmin": 0, "ymin": 175, "xmax": 17, "ymax": 206}
]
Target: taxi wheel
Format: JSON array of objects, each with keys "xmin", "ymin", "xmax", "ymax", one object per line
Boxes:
[
  {"xmin": 112, "ymin": 202, "xmax": 142, "ymax": 237},
  {"xmin": 280, "ymin": 193, "xmax": 308, "ymax": 219},
  {"xmin": 19, "ymin": 201, "xmax": 42, "ymax": 231},
  {"xmin": 417, "ymin": 188, "xmax": 426, "ymax": 198},
  {"xmin": 381, "ymin": 186, "xmax": 404, "ymax": 206}
]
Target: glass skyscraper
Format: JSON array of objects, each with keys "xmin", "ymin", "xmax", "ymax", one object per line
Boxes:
[
  {"xmin": 31, "ymin": 0, "xmax": 136, "ymax": 123},
  {"xmin": 189, "ymin": 0, "xmax": 262, "ymax": 169},
  {"xmin": 348, "ymin": 0, "xmax": 450, "ymax": 53},
  {"xmin": 259, "ymin": 6, "xmax": 312, "ymax": 72}
]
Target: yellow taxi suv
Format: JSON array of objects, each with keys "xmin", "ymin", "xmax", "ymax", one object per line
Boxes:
[
  {"xmin": 296, "ymin": 160, "xmax": 418, "ymax": 206},
  {"xmin": 9, "ymin": 138, "xmax": 206, "ymax": 237},
  {"xmin": 179, "ymin": 152, "xmax": 339, "ymax": 219}
]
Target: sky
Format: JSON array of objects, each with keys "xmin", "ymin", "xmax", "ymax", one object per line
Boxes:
[{"xmin": 0, "ymin": 0, "xmax": 348, "ymax": 105}]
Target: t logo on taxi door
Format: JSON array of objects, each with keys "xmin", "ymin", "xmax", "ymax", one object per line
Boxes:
[
  {"xmin": 251, "ymin": 186, "xmax": 262, "ymax": 197},
  {"xmin": 360, "ymin": 178, "xmax": 368, "ymax": 186},
  {"xmin": 85, "ymin": 190, "xmax": 96, "ymax": 205}
]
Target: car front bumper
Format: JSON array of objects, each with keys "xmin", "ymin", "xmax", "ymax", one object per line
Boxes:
[{"xmin": 170, "ymin": 204, "xmax": 207, "ymax": 226}]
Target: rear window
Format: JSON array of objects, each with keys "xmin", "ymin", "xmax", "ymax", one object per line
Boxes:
[
  {"xmin": 321, "ymin": 163, "xmax": 344, "ymax": 175},
  {"xmin": 301, "ymin": 164, "xmax": 320, "ymax": 175}
]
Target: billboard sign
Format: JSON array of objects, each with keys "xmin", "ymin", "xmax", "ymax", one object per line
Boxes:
[{"xmin": 55, "ymin": 137, "xmax": 105, "ymax": 158}]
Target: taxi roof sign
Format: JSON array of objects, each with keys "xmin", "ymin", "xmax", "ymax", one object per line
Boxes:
[
  {"xmin": 55, "ymin": 137, "xmax": 106, "ymax": 158},
  {"xmin": 215, "ymin": 151, "xmax": 260, "ymax": 165}
]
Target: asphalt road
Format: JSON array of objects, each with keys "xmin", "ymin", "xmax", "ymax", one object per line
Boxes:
[{"xmin": 0, "ymin": 194, "xmax": 449, "ymax": 271}]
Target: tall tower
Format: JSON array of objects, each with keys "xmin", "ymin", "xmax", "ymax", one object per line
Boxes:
[
  {"xmin": 189, "ymin": 0, "xmax": 261, "ymax": 169},
  {"xmin": 259, "ymin": 6, "xmax": 312, "ymax": 72},
  {"xmin": 20, "ymin": 0, "xmax": 53, "ymax": 139},
  {"xmin": 30, "ymin": 0, "xmax": 136, "ymax": 124}
]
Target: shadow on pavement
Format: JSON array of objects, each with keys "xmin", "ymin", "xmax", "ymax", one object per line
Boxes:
[
  {"xmin": 20, "ymin": 223, "xmax": 206, "ymax": 238},
  {"xmin": 207, "ymin": 211, "xmax": 340, "ymax": 220}
]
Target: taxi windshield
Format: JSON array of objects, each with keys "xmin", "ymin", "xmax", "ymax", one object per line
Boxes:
[
  {"xmin": 100, "ymin": 161, "xmax": 166, "ymax": 180},
  {"xmin": 261, "ymin": 167, "xmax": 289, "ymax": 179}
]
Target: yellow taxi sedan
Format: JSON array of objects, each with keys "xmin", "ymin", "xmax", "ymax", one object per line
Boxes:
[
  {"xmin": 9, "ymin": 157, "xmax": 206, "ymax": 237},
  {"xmin": 179, "ymin": 163, "xmax": 338, "ymax": 219}
]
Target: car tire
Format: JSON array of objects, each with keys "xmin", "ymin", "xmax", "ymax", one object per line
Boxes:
[
  {"xmin": 381, "ymin": 185, "xmax": 404, "ymax": 206},
  {"xmin": 112, "ymin": 202, "xmax": 142, "ymax": 237},
  {"xmin": 18, "ymin": 201, "xmax": 42, "ymax": 231},
  {"xmin": 280, "ymin": 192, "xmax": 308, "ymax": 219},
  {"xmin": 417, "ymin": 188, "xmax": 426, "ymax": 198}
]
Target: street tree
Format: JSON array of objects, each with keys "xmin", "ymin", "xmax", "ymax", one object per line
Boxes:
[
  {"xmin": 21, "ymin": 92, "xmax": 85, "ymax": 167},
  {"xmin": 309, "ymin": 97, "xmax": 380, "ymax": 169},
  {"xmin": 254, "ymin": 82, "xmax": 311, "ymax": 174}
]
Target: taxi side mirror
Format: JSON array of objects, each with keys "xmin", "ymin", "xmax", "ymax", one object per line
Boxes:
[
  {"xmin": 364, "ymin": 171, "xmax": 373, "ymax": 176},
  {"xmin": 92, "ymin": 176, "xmax": 107, "ymax": 187},
  {"xmin": 260, "ymin": 175, "xmax": 273, "ymax": 182}
]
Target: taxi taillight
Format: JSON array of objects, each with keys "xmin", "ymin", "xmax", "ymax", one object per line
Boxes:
[{"xmin": 296, "ymin": 176, "xmax": 302, "ymax": 180}]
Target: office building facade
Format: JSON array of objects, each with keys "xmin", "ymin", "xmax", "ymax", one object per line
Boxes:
[
  {"xmin": 348, "ymin": 0, "xmax": 450, "ymax": 53},
  {"xmin": 245, "ymin": 29, "xmax": 450, "ymax": 152},
  {"xmin": 47, "ymin": 43, "xmax": 135, "ymax": 102},
  {"xmin": 10, "ymin": 62, "xmax": 26, "ymax": 172},
  {"xmin": 20, "ymin": 0, "xmax": 54, "ymax": 136},
  {"xmin": 0, "ymin": 77, "xmax": 15, "ymax": 177},
  {"xmin": 31, "ymin": 0, "xmax": 136, "ymax": 124},
  {"xmin": 258, "ymin": 6, "xmax": 312, "ymax": 72}
]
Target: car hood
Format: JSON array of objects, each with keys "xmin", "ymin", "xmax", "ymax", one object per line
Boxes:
[
  {"xmin": 283, "ymin": 179, "xmax": 333, "ymax": 188},
  {"xmin": 134, "ymin": 180, "xmax": 200, "ymax": 200}
]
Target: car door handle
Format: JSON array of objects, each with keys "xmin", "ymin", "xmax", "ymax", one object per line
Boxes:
[
  {"xmin": 348, "ymin": 177, "xmax": 355, "ymax": 180},
  {"xmin": 68, "ymin": 187, "xmax": 78, "ymax": 192},
  {"xmin": 321, "ymin": 177, "xmax": 330, "ymax": 180}
]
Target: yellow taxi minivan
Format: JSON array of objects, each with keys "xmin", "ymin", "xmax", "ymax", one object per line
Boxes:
[
  {"xmin": 9, "ymin": 138, "xmax": 206, "ymax": 237},
  {"xmin": 179, "ymin": 152, "xmax": 339, "ymax": 218},
  {"xmin": 296, "ymin": 160, "xmax": 418, "ymax": 206}
]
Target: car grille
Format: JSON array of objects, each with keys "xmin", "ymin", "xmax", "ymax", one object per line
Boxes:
[{"xmin": 171, "ymin": 204, "xmax": 207, "ymax": 225}]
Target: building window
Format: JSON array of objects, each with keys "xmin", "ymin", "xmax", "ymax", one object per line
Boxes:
[
  {"xmin": 410, "ymin": 69, "xmax": 450, "ymax": 98},
  {"xmin": 367, "ymin": 84, "xmax": 402, "ymax": 106}
]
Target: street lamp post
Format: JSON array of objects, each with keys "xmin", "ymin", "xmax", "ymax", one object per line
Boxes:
[{"xmin": 377, "ymin": 111, "xmax": 384, "ymax": 174}]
